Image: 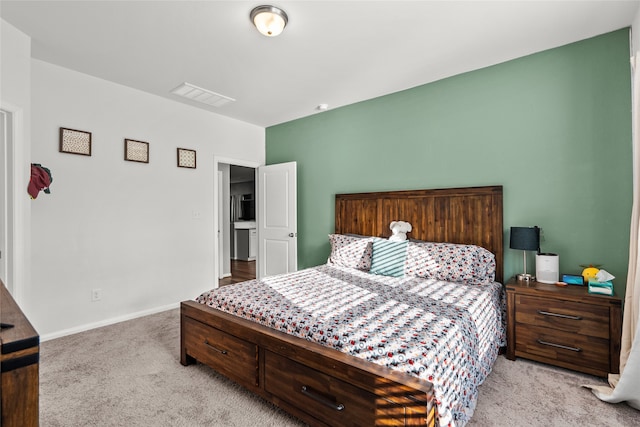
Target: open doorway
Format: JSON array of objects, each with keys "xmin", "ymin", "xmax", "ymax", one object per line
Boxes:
[
  {"xmin": 215, "ymin": 159, "xmax": 258, "ymax": 287},
  {"xmin": 224, "ymin": 165, "xmax": 256, "ymax": 285}
]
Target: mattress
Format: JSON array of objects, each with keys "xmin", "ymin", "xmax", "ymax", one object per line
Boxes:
[{"xmin": 196, "ymin": 263, "xmax": 506, "ymax": 426}]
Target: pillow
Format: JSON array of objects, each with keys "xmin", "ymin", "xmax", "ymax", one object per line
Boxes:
[
  {"xmin": 403, "ymin": 241, "xmax": 496, "ymax": 285},
  {"xmin": 474, "ymin": 246, "xmax": 497, "ymax": 283},
  {"xmin": 369, "ymin": 239, "xmax": 408, "ymax": 277},
  {"xmin": 327, "ymin": 234, "xmax": 373, "ymax": 270}
]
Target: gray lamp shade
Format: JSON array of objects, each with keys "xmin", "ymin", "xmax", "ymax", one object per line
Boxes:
[{"xmin": 509, "ymin": 226, "xmax": 540, "ymax": 251}]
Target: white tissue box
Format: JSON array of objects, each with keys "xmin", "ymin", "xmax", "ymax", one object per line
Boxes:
[{"xmin": 588, "ymin": 280, "xmax": 614, "ymax": 296}]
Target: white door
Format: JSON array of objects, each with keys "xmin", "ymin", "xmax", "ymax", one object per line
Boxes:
[{"xmin": 257, "ymin": 162, "xmax": 297, "ymax": 278}]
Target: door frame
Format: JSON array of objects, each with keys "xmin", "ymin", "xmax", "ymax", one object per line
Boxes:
[
  {"xmin": 0, "ymin": 109, "xmax": 7, "ymax": 289},
  {"xmin": 213, "ymin": 156, "xmax": 259, "ymax": 287},
  {"xmin": 0, "ymin": 101, "xmax": 28, "ymax": 305}
]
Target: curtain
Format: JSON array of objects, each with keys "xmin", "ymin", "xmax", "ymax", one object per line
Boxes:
[
  {"xmin": 583, "ymin": 53, "xmax": 640, "ymax": 410},
  {"xmin": 231, "ymin": 195, "xmax": 242, "ymax": 222}
]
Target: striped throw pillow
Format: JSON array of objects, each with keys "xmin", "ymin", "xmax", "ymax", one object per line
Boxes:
[{"xmin": 369, "ymin": 239, "xmax": 408, "ymax": 277}]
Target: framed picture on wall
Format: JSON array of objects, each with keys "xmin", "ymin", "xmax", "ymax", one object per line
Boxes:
[
  {"xmin": 59, "ymin": 127, "xmax": 92, "ymax": 156},
  {"xmin": 124, "ymin": 139, "xmax": 149, "ymax": 163},
  {"xmin": 177, "ymin": 148, "xmax": 196, "ymax": 169}
]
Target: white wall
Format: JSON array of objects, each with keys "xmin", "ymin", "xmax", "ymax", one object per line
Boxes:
[
  {"xmin": 1, "ymin": 20, "xmax": 31, "ymax": 106},
  {"xmin": 31, "ymin": 59, "xmax": 264, "ymax": 339},
  {"xmin": 634, "ymin": 7, "xmax": 640, "ymax": 56},
  {"xmin": 0, "ymin": 19, "xmax": 31, "ymax": 306}
]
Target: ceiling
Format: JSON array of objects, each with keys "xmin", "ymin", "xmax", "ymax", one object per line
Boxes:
[{"xmin": 1, "ymin": 1, "xmax": 638, "ymax": 128}]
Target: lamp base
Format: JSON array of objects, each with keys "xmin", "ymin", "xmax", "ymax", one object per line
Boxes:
[{"xmin": 517, "ymin": 273, "xmax": 535, "ymax": 283}]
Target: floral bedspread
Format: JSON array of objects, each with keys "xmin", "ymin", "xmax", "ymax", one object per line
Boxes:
[{"xmin": 196, "ymin": 264, "xmax": 505, "ymax": 427}]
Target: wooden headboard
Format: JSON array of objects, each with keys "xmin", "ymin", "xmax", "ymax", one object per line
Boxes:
[{"xmin": 335, "ymin": 186, "xmax": 504, "ymax": 283}]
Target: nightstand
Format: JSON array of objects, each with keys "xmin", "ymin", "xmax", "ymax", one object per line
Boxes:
[{"xmin": 505, "ymin": 277, "xmax": 622, "ymax": 378}]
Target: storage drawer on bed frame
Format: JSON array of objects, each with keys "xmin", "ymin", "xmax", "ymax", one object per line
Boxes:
[
  {"xmin": 264, "ymin": 350, "xmax": 424, "ymax": 426},
  {"xmin": 182, "ymin": 316, "xmax": 259, "ymax": 387}
]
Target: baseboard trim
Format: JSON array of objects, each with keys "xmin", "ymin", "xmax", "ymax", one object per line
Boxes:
[{"xmin": 40, "ymin": 303, "xmax": 180, "ymax": 342}]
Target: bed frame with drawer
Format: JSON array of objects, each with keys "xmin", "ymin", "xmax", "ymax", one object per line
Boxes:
[{"xmin": 181, "ymin": 185, "xmax": 503, "ymax": 426}]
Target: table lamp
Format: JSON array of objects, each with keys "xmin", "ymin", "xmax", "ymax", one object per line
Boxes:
[{"xmin": 510, "ymin": 226, "xmax": 540, "ymax": 282}]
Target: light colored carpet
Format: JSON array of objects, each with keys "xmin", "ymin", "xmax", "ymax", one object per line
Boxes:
[{"xmin": 40, "ymin": 309, "xmax": 639, "ymax": 426}]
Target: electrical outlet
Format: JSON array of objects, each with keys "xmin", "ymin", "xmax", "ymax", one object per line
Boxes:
[{"xmin": 91, "ymin": 288, "xmax": 102, "ymax": 302}]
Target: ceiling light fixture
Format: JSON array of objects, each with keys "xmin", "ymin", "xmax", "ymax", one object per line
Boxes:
[{"xmin": 250, "ymin": 5, "xmax": 288, "ymax": 37}]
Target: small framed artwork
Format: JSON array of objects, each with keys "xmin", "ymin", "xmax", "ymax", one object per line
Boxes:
[
  {"xmin": 60, "ymin": 127, "xmax": 92, "ymax": 156},
  {"xmin": 177, "ymin": 148, "xmax": 196, "ymax": 169},
  {"xmin": 124, "ymin": 139, "xmax": 149, "ymax": 163}
]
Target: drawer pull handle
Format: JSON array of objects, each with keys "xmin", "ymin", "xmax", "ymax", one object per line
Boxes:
[
  {"xmin": 537, "ymin": 310, "xmax": 582, "ymax": 320},
  {"xmin": 537, "ymin": 339, "xmax": 582, "ymax": 352},
  {"xmin": 300, "ymin": 385, "xmax": 345, "ymax": 411},
  {"xmin": 204, "ymin": 340, "xmax": 228, "ymax": 355}
]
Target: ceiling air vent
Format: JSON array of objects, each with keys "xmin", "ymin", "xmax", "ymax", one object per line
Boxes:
[{"xmin": 170, "ymin": 82, "xmax": 235, "ymax": 107}]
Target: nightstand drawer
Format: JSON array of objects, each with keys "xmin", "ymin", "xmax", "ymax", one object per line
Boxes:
[
  {"xmin": 515, "ymin": 295, "xmax": 609, "ymax": 339},
  {"xmin": 515, "ymin": 324, "xmax": 609, "ymax": 374}
]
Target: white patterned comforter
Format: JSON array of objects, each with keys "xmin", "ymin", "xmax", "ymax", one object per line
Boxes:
[{"xmin": 196, "ymin": 264, "xmax": 506, "ymax": 427}]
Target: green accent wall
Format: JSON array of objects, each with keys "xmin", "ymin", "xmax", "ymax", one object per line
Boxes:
[{"xmin": 266, "ymin": 29, "xmax": 632, "ymax": 297}]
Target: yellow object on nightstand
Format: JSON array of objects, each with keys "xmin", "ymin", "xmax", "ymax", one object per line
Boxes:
[{"xmin": 581, "ymin": 265, "xmax": 600, "ymax": 283}]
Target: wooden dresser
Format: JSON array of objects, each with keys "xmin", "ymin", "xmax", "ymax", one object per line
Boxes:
[
  {"xmin": 506, "ymin": 277, "xmax": 622, "ymax": 378},
  {"xmin": 1, "ymin": 280, "xmax": 39, "ymax": 426}
]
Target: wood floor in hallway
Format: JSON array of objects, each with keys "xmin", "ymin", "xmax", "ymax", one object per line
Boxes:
[{"xmin": 219, "ymin": 260, "xmax": 256, "ymax": 287}]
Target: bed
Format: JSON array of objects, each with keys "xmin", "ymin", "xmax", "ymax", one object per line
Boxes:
[{"xmin": 181, "ymin": 186, "xmax": 504, "ymax": 427}]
